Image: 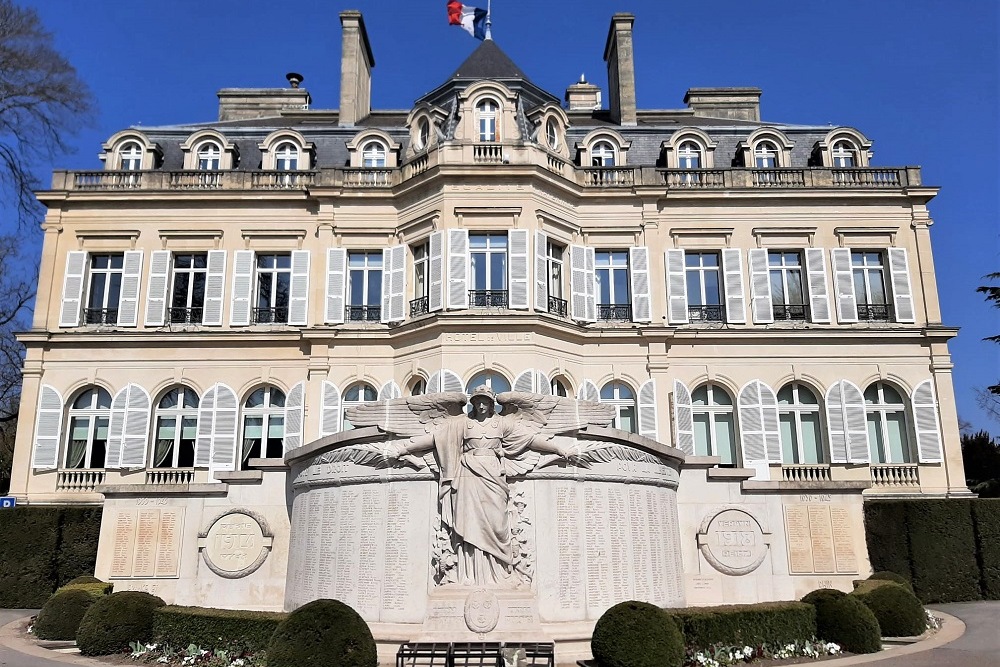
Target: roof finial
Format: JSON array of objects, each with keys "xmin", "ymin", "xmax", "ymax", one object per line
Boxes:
[
  {"xmin": 580, "ymin": 73, "xmax": 586, "ymax": 83},
  {"xmin": 485, "ymin": 0, "xmax": 492, "ymax": 40}
]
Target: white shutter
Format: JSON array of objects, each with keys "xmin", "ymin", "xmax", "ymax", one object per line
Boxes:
[
  {"xmin": 912, "ymin": 380, "xmax": 943, "ymax": 463},
  {"xmin": 513, "ymin": 370, "xmax": 535, "ymax": 393},
  {"xmin": 288, "ymin": 250, "xmax": 311, "ymax": 325},
  {"xmin": 748, "ymin": 249, "xmax": 773, "ymax": 324},
  {"xmin": 31, "ymin": 385, "xmax": 63, "ymax": 469},
  {"xmin": 381, "ymin": 245, "xmax": 406, "ymax": 323},
  {"xmin": 638, "ymin": 379, "xmax": 658, "ymax": 439},
  {"xmin": 428, "ymin": 369, "xmax": 463, "ymax": 394},
  {"xmin": 194, "ymin": 386, "xmax": 217, "ymax": 467},
  {"xmin": 738, "ymin": 380, "xmax": 766, "ymax": 466},
  {"xmin": 231, "ymin": 250, "xmax": 255, "ymax": 326},
  {"xmin": 888, "ymin": 247, "xmax": 915, "ymax": 323},
  {"xmin": 106, "ymin": 387, "xmax": 127, "ymax": 468},
  {"xmin": 534, "ymin": 371, "xmax": 551, "ymax": 395},
  {"xmin": 59, "ymin": 251, "xmax": 88, "ymax": 327},
  {"xmin": 585, "ymin": 247, "xmax": 597, "ymax": 322},
  {"xmin": 831, "ymin": 248, "xmax": 858, "ymax": 323},
  {"xmin": 119, "ymin": 384, "xmax": 151, "ymax": 468},
  {"xmin": 447, "ymin": 229, "xmax": 469, "ymax": 310},
  {"xmin": 825, "ymin": 380, "xmax": 868, "ymax": 463},
  {"xmin": 534, "ymin": 231, "xmax": 548, "ymax": 312},
  {"xmin": 429, "ymin": 231, "xmax": 444, "ymax": 312},
  {"xmin": 325, "ymin": 248, "xmax": 347, "ymax": 324},
  {"xmin": 665, "ymin": 249, "xmax": 688, "ymax": 324},
  {"xmin": 508, "ymin": 229, "xmax": 529, "ymax": 310},
  {"xmin": 145, "ymin": 250, "xmax": 171, "ymax": 327},
  {"xmin": 283, "ymin": 381, "xmax": 305, "ymax": 452},
  {"xmin": 570, "ymin": 245, "xmax": 592, "ymax": 322},
  {"xmin": 721, "ymin": 248, "xmax": 746, "ymax": 324},
  {"xmin": 577, "ymin": 380, "xmax": 599, "ymax": 403},
  {"xmin": 629, "ymin": 246, "xmax": 652, "ymax": 323},
  {"xmin": 117, "ymin": 251, "xmax": 144, "ymax": 327},
  {"xmin": 805, "ymin": 248, "xmax": 832, "ymax": 323},
  {"xmin": 210, "ymin": 384, "xmax": 239, "ymax": 471},
  {"xmin": 320, "ymin": 381, "xmax": 342, "ymax": 437},
  {"xmin": 378, "ymin": 381, "xmax": 402, "ymax": 401},
  {"xmin": 672, "ymin": 380, "xmax": 695, "ymax": 455},
  {"xmin": 202, "ymin": 250, "xmax": 226, "ymax": 326}
]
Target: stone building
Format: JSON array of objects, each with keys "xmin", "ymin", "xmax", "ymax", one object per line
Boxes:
[{"xmin": 7, "ymin": 9, "xmax": 967, "ymax": 657}]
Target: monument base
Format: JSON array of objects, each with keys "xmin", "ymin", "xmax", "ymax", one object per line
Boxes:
[{"xmin": 417, "ymin": 587, "xmax": 543, "ymax": 640}]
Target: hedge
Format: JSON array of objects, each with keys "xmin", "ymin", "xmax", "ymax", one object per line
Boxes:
[
  {"xmin": 0, "ymin": 507, "xmax": 102, "ymax": 607},
  {"xmin": 153, "ymin": 606, "xmax": 287, "ymax": 654},
  {"xmin": 664, "ymin": 602, "xmax": 816, "ymax": 651},
  {"xmin": 972, "ymin": 499, "xmax": 1000, "ymax": 598}
]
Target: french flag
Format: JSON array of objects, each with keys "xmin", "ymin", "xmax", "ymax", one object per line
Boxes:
[{"xmin": 447, "ymin": 1, "xmax": 488, "ymax": 40}]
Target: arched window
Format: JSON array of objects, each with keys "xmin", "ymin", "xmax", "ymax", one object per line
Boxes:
[
  {"xmin": 153, "ymin": 386, "xmax": 199, "ymax": 468},
  {"xmin": 545, "ymin": 118, "xmax": 560, "ymax": 150},
  {"xmin": 550, "ymin": 378, "xmax": 569, "ymax": 397},
  {"xmin": 865, "ymin": 382, "xmax": 911, "ymax": 463},
  {"xmin": 777, "ymin": 383, "xmax": 823, "ymax": 464},
  {"xmin": 118, "ymin": 142, "xmax": 143, "ymax": 171},
  {"xmin": 274, "ymin": 142, "xmax": 300, "ymax": 171},
  {"xmin": 476, "ymin": 99, "xmax": 499, "ymax": 142},
  {"xmin": 466, "ymin": 371, "xmax": 512, "ymax": 395},
  {"xmin": 416, "ymin": 119, "xmax": 430, "ymax": 151},
  {"xmin": 342, "ymin": 383, "xmax": 377, "ymax": 430},
  {"xmin": 831, "ymin": 140, "xmax": 857, "ymax": 167},
  {"xmin": 362, "ymin": 140, "xmax": 387, "ymax": 168},
  {"xmin": 241, "ymin": 386, "xmax": 285, "ymax": 465},
  {"xmin": 65, "ymin": 387, "xmax": 113, "ymax": 469},
  {"xmin": 600, "ymin": 382, "xmax": 636, "ymax": 433},
  {"xmin": 410, "ymin": 378, "xmax": 427, "ymax": 396},
  {"xmin": 692, "ymin": 384, "xmax": 737, "ymax": 465},
  {"xmin": 677, "ymin": 141, "xmax": 703, "ymax": 169},
  {"xmin": 196, "ymin": 142, "xmax": 221, "ymax": 170},
  {"xmin": 591, "ymin": 141, "xmax": 616, "ymax": 167},
  {"xmin": 753, "ymin": 140, "xmax": 779, "ymax": 168}
]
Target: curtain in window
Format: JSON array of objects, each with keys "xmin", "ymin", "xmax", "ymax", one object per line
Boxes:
[{"xmin": 67, "ymin": 440, "xmax": 87, "ymax": 468}]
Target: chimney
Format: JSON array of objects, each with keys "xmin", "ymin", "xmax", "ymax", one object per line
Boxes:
[
  {"xmin": 684, "ymin": 88, "xmax": 762, "ymax": 122},
  {"xmin": 565, "ymin": 74, "xmax": 602, "ymax": 111},
  {"xmin": 216, "ymin": 77, "xmax": 311, "ymax": 122},
  {"xmin": 339, "ymin": 10, "xmax": 375, "ymax": 127},
  {"xmin": 604, "ymin": 13, "xmax": 637, "ymax": 126}
]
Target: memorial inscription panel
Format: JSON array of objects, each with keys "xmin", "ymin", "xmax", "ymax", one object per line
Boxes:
[
  {"xmin": 698, "ymin": 508, "xmax": 769, "ymax": 576},
  {"xmin": 202, "ymin": 510, "xmax": 271, "ymax": 578},
  {"xmin": 110, "ymin": 508, "xmax": 184, "ymax": 579},
  {"xmin": 784, "ymin": 504, "xmax": 858, "ymax": 575}
]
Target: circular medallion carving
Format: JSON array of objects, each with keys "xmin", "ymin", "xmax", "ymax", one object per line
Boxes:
[
  {"xmin": 697, "ymin": 507, "xmax": 770, "ymax": 576},
  {"xmin": 464, "ymin": 589, "xmax": 500, "ymax": 634},
  {"xmin": 199, "ymin": 509, "xmax": 273, "ymax": 579}
]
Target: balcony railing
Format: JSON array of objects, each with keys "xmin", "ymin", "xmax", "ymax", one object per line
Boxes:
[
  {"xmin": 832, "ymin": 168, "xmax": 902, "ymax": 188},
  {"xmin": 688, "ymin": 305, "xmax": 725, "ymax": 322},
  {"xmin": 409, "ymin": 296, "xmax": 430, "ymax": 317},
  {"xmin": 146, "ymin": 468, "xmax": 195, "ymax": 485},
  {"xmin": 598, "ymin": 303, "xmax": 632, "ymax": 321},
  {"xmin": 168, "ymin": 307, "xmax": 203, "ymax": 324},
  {"xmin": 772, "ymin": 304, "xmax": 810, "ymax": 321},
  {"xmin": 346, "ymin": 305, "xmax": 382, "ymax": 322},
  {"xmin": 72, "ymin": 171, "xmax": 142, "ymax": 190},
  {"xmin": 250, "ymin": 170, "xmax": 315, "ymax": 189},
  {"xmin": 56, "ymin": 469, "xmax": 105, "ymax": 492},
  {"xmin": 168, "ymin": 171, "xmax": 223, "ymax": 189},
  {"xmin": 781, "ymin": 464, "xmax": 832, "ymax": 483},
  {"xmin": 870, "ymin": 464, "xmax": 919, "ymax": 487},
  {"xmin": 83, "ymin": 308, "xmax": 118, "ymax": 325},
  {"xmin": 252, "ymin": 307, "xmax": 288, "ymax": 324},
  {"xmin": 547, "ymin": 296, "xmax": 568, "ymax": 317},
  {"xmin": 858, "ymin": 303, "xmax": 893, "ymax": 322},
  {"xmin": 581, "ymin": 167, "xmax": 635, "ymax": 188},
  {"xmin": 473, "ymin": 144, "xmax": 505, "ymax": 164},
  {"xmin": 661, "ymin": 169, "xmax": 726, "ymax": 188},
  {"xmin": 342, "ymin": 168, "xmax": 394, "ymax": 187},
  {"xmin": 469, "ymin": 290, "xmax": 508, "ymax": 308},
  {"xmin": 751, "ymin": 169, "xmax": 807, "ymax": 187}
]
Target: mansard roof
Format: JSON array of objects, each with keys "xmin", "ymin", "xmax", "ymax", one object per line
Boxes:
[{"xmin": 449, "ymin": 39, "xmax": 528, "ymax": 80}]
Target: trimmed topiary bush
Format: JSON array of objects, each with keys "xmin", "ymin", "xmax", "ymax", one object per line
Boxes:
[
  {"xmin": 855, "ymin": 584, "xmax": 925, "ymax": 637},
  {"xmin": 812, "ymin": 594, "xmax": 881, "ymax": 654},
  {"xmin": 852, "ymin": 579, "xmax": 901, "ymax": 596},
  {"xmin": 153, "ymin": 606, "xmax": 287, "ymax": 654},
  {"xmin": 801, "ymin": 588, "xmax": 846, "ymax": 607},
  {"xmin": 33, "ymin": 588, "xmax": 99, "ymax": 640},
  {"xmin": 76, "ymin": 591, "xmax": 165, "ymax": 656},
  {"xmin": 868, "ymin": 571, "xmax": 914, "ymax": 593},
  {"xmin": 664, "ymin": 602, "xmax": 815, "ymax": 652},
  {"xmin": 592, "ymin": 600, "xmax": 684, "ymax": 667},
  {"xmin": 268, "ymin": 599, "xmax": 376, "ymax": 667},
  {"xmin": 63, "ymin": 575, "xmax": 102, "ymax": 586}
]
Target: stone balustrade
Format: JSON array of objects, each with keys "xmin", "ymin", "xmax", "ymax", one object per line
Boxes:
[
  {"xmin": 781, "ymin": 464, "xmax": 833, "ymax": 483},
  {"xmin": 145, "ymin": 468, "xmax": 196, "ymax": 485},
  {"xmin": 870, "ymin": 463, "xmax": 920, "ymax": 487},
  {"xmin": 56, "ymin": 469, "xmax": 106, "ymax": 492}
]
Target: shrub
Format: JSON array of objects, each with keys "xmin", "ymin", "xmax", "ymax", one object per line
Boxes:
[
  {"xmin": 801, "ymin": 588, "xmax": 845, "ymax": 607},
  {"xmin": 54, "ymin": 507, "xmax": 103, "ymax": 587},
  {"xmin": 868, "ymin": 571, "xmax": 913, "ymax": 591},
  {"xmin": 59, "ymin": 581, "xmax": 112, "ymax": 598},
  {"xmin": 664, "ymin": 602, "xmax": 815, "ymax": 652},
  {"xmin": 972, "ymin": 499, "xmax": 1000, "ymax": 598},
  {"xmin": 812, "ymin": 594, "xmax": 881, "ymax": 654},
  {"xmin": 154, "ymin": 606, "xmax": 287, "ymax": 654},
  {"xmin": 854, "ymin": 584, "xmax": 925, "ymax": 637},
  {"xmin": 76, "ymin": 591, "xmax": 165, "ymax": 656},
  {"xmin": 33, "ymin": 589, "xmax": 99, "ymax": 640},
  {"xmin": 268, "ymin": 599, "xmax": 376, "ymax": 667},
  {"xmin": 591, "ymin": 600, "xmax": 684, "ymax": 667},
  {"xmin": 906, "ymin": 500, "xmax": 980, "ymax": 603},
  {"xmin": 863, "ymin": 502, "xmax": 912, "ymax": 584},
  {"xmin": 63, "ymin": 575, "xmax": 102, "ymax": 586},
  {"xmin": 852, "ymin": 579, "xmax": 901, "ymax": 596}
]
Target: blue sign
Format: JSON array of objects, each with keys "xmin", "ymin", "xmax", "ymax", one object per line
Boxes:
[{"xmin": 0, "ymin": 497, "xmax": 16, "ymax": 509}]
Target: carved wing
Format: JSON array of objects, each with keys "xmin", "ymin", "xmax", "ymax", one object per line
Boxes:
[
  {"xmin": 496, "ymin": 391, "xmax": 615, "ymax": 436},
  {"xmin": 344, "ymin": 392, "xmax": 468, "ymax": 437}
]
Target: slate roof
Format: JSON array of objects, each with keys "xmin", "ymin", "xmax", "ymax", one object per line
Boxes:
[{"xmin": 449, "ymin": 40, "xmax": 529, "ymax": 80}]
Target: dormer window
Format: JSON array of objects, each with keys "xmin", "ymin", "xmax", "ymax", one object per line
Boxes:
[
  {"xmin": 677, "ymin": 141, "xmax": 703, "ymax": 169},
  {"xmin": 754, "ymin": 141, "xmax": 779, "ymax": 168},
  {"xmin": 546, "ymin": 119, "xmax": 559, "ymax": 151},
  {"xmin": 275, "ymin": 142, "xmax": 299, "ymax": 171},
  {"xmin": 197, "ymin": 142, "xmax": 221, "ymax": 170},
  {"xmin": 832, "ymin": 140, "xmax": 857, "ymax": 167},
  {"xmin": 591, "ymin": 141, "xmax": 616, "ymax": 167},
  {"xmin": 416, "ymin": 119, "xmax": 430, "ymax": 151},
  {"xmin": 362, "ymin": 140, "xmax": 387, "ymax": 168},
  {"xmin": 476, "ymin": 99, "xmax": 499, "ymax": 142},
  {"xmin": 119, "ymin": 142, "xmax": 143, "ymax": 171}
]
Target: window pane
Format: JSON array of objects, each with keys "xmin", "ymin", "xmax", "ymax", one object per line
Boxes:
[
  {"xmin": 246, "ymin": 388, "xmax": 266, "ymax": 408},
  {"xmin": 157, "ymin": 417, "xmax": 177, "ymax": 441},
  {"xmin": 613, "ymin": 269, "xmax": 629, "ymax": 304},
  {"xmin": 94, "ymin": 417, "xmax": 109, "ymax": 442},
  {"xmin": 596, "ymin": 270, "xmax": 610, "ymax": 304},
  {"xmin": 181, "ymin": 417, "xmax": 198, "ymax": 441},
  {"xmin": 471, "ymin": 253, "xmax": 486, "ymax": 290},
  {"xmin": 89, "ymin": 272, "xmax": 106, "ymax": 305},
  {"xmin": 779, "ymin": 413, "xmax": 798, "ymax": 463},
  {"xmin": 693, "ymin": 414, "xmax": 711, "ymax": 456},
  {"xmin": 349, "ymin": 270, "xmax": 364, "ymax": 305},
  {"xmin": 691, "ymin": 386, "xmax": 709, "ymax": 406},
  {"xmin": 770, "ymin": 271, "xmax": 786, "ymax": 303},
  {"xmin": 868, "ymin": 271, "xmax": 887, "ymax": 304},
  {"xmin": 71, "ymin": 417, "xmax": 90, "ymax": 441},
  {"xmin": 275, "ymin": 273, "xmax": 290, "ymax": 307},
  {"xmin": 867, "ymin": 414, "xmax": 886, "ymax": 463},
  {"xmin": 619, "ymin": 406, "xmax": 636, "ymax": 434},
  {"xmin": 853, "ymin": 271, "xmax": 868, "ymax": 305},
  {"xmin": 777, "ymin": 386, "xmax": 794, "ymax": 405},
  {"xmin": 800, "ymin": 412, "xmax": 823, "ymax": 464},
  {"xmin": 244, "ymin": 417, "xmax": 263, "ymax": 440},
  {"xmin": 798, "ymin": 386, "xmax": 818, "ymax": 404},
  {"xmin": 887, "ymin": 412, "xmax": 909, "ymax": 463},
  {"xmin": 704, "ymin": 271, "xmax": 721, "ymax": 305},
  {"xmin": 491, "ymin": 254, "xmax": 506, "ymax": 289},
  {"xmin": 367, "ymin": 270, "xmax": 383, "ymax": 305},
  {"xmin": 786, "ymin": 271, "xmax": 803, "ymax": 304},
  {"xmin": 268, "ymin": 416, "xmax": 285, "ymax": 440},
  {"xmin": 715, "ymin": 414, "xmax": 736, "ymax": 465},
  {"xmin": 107, "ymin": 273, "xmax": 122, "ymax": 308}
]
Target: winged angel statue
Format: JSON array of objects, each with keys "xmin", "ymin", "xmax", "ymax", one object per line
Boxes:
[{"xmin": 344, "ymin": 385, "xmax": 615, "ymax": 587}]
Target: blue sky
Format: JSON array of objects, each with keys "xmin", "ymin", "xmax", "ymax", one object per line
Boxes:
[{"xmin": 9, "ymin": 0, "xmax": 1000, "ymax": 431}]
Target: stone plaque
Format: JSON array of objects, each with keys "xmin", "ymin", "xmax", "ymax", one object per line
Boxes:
[
  {"xmin": 808, "ymin": 506, "xmax": 836, "ymax": 573},
  {"xmin": 110, "ymin": 508, "xmax": 184, "ymax": 579},
  {"xmin": 784, "ymin": 505, "xmax": 859, "ymax": 575},
  {"xmin": 110, "ymin": 511, "xmax": 137, "ymax": 578},
  {"xmin": 697, "ymin": 508, "xmax": 770, "ymax": 576},
  {"xmin": 154, "ymin": 509, "xmax": 182, "ymax": 577},
  {"xmin": 831, "ymin": 507, "xmax": 858, "ymax": 573},
  {"xmin": 785, "ymin": 505, "xmax": 813, "ymax": 574},
  {"xmin": 199, "ymin": 509, "xmax": 273, "ymax": 578}
]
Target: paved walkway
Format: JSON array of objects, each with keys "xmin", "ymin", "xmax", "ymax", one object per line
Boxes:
[{"xmin": 0, "ymin": 603, "xmax": 997, "ymax": 666}]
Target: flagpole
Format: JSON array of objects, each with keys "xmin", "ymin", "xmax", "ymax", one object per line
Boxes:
[{"xmin": 485, "ymin": 0, "xmax": 492, "ymax": 40}]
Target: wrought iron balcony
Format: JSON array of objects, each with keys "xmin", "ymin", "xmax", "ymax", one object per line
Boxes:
[
  {"xmin": 772, "ymin": 304, "xmax": 810, "ymax": 321},
  {"xmin": 688, "ymin": 304, "xmax": 725, "ymax": 322},
  {"xmin": 409, "ymin": 296, "xmax": 430, "ymax": 317},
  {"xmin": 858, "ymin": 303, "xmax": 893, "ymax": 322},
  {"xmin": 598, "ymin": 303, "xmax": 632, "ymax": 321},
  {"xmin": 469, "ymin": 290, "xmax": 508, "ymax": 308},
  {"xmin": 168, "ymin": 307, "xmax": 204, "ymax": 324},
  {"xmin": 547, "ymin": 296, "xmax": 568, "ymax": 317},
  {"xmin": 252, "ymin": 307, "xmax": 288, "ymax": 324},
  {"xmin": 346, "ymin": 304, "xmax": 382, "ymax": 322},
  {"xmin": 83, "ymin": 308, "xmax": 118, "ymax": 325}
]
